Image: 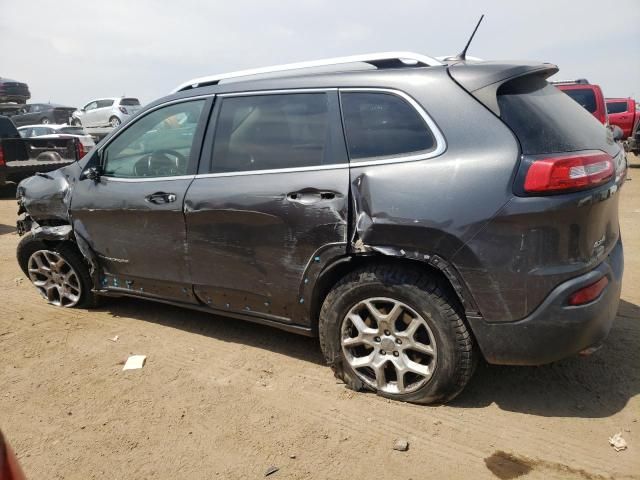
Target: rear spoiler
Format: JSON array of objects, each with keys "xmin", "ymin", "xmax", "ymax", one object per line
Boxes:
[{"xmin": 448, "ymin": 61, "xmax": 559, "ymax": 115}]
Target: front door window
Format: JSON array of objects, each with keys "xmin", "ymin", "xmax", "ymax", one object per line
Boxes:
[{"xmin": 101, "ymin": 100, "xmax": 205, "ymax": 178}]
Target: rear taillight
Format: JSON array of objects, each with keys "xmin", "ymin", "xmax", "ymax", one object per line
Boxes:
[
  {"xmin": 75, "ymin": 139, "xmax": 85, "ymax": 159},
  {"xmin": 119, "ymin": 106, "xmax": 128, "ymax": 114},
  {"xmin": 523, "ymin": 151, "xmax": 614, "ymax": 193},
  {"xmin": 0, "ymin": 145, "xmax": 5, "ymax": 167},
  {"xmin": 568, "ymin": 276, "xmax": 609, "ymax": 306}
]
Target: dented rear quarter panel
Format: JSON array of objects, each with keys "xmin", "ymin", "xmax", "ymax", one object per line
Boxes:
[{"xmin": 347, "ymin": 71, "xmax": 522, "ymax": 321}]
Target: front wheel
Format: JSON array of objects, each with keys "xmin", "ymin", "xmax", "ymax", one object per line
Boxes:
[
  {"xmin": 319, "ymin": 265, "xmax": 477, "ymax": 404},
  {"xmin": 109, "ymin": 116, "xmax": 121, "ymax": 127},
  {"xmin": 17, "ymin": 235, "xmax": 97, "ymax": 308},
  {"xmin": 71, "ymin": 118, "xmax": 82, "ymax": 127},
  {"xmin": 40, "ymin": 117, "xmax": 50, "ymax": 124}
]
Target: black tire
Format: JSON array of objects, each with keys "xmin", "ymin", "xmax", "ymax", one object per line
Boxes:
[
  {"xmin": 109, "ymin": 116, "xmax": 121, "ymax": 127},
  {"xmin": 40, "ymin": 117, "xmax": 50, "ymax": 124},
  {"xmin": 319, "ymin": 264, "xmax": 477, "ymax": 404},
  {"xmin": 71, "ymin": 118, "xmax": 82, "ymax": 127},
  {"xmin": 17, "ymin": 234, "xmax": 98, "ymax": 308}
]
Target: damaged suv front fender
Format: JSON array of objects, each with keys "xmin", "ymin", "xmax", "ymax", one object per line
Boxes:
[{"xmin": 16, "ymin": 163, "xmax": 81, "ymax": 224}]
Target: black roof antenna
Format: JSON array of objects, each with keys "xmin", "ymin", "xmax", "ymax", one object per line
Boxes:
[{"xmin": 449, "ymin": 14, "xmax": 484, "ymax": 61}]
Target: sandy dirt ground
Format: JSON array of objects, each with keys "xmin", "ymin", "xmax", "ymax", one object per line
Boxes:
[{"xmin": 1, "ymin": 157, "xmax": 639, "ymax": 480}]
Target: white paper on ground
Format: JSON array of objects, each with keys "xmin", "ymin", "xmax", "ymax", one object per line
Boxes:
[{"xmin": 122, "ymin": 355, "xmax": 146, "ymax": 371}]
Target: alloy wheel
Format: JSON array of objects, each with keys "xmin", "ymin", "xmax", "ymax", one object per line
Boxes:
[
  {"xmin": 110, "ymin": 117, "xmax": 121, "ymax": 127},
  {"xmin": 27, "ymin": 250, "xmax": 82, "ymax": 307},
  {"xmin": 341, "ymin": 297, "xmax": 437, "ymax": 394}
]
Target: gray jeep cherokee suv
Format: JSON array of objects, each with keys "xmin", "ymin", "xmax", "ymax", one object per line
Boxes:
[{"xmin": 15, "ymin": 52, "xmax": 625, "ymax": 404}]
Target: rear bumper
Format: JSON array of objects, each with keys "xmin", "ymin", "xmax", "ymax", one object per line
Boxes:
[{"xmin": 471, "ymin": 239, "xmax": 623, "ymax": 365}]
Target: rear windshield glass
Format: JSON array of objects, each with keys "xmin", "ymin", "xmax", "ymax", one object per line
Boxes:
[
  {"xmin": 59, "ymin": 127, "xmax": 86, "ymax": 135},
  {"xmin": 497, "ymin": 76, "xmax": 613, "ymax": 155},
  {"xmin": 606, "ymin": 101, "xmax": 627, "ymax": 114},
  {"xmin": 561, "ymin": 88, "xmax": 597, "ymax": 113},
  {"xmin": 120, "ymin": 98, "xmax": 140, "ymax": 106}
]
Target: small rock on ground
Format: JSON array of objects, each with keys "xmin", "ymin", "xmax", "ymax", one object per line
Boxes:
[
  {"xmin": 393, "ymin": 438, "xmax": 409, "ymax": 451},
  {"xmin": 265, "ymin": 466, "xmax": 279, "ymax": 476}
]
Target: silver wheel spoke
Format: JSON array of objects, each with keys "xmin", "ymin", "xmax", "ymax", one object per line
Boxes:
[
  {"xmin": 410, "ymin": 342, "xmax": 435, "ymax": 356},
  {"xmin": 371, "ymin": 359, "xmax": 386, "ymax": 389},
  {"xmin": 350, "ymin": 353, "xmax": 375, "ymax": 368},
  {"xmin": 341, "ymin": 297, "xmax": 437, "ymax": 395},
  {"xmin": 395, "ymin": 366, "xmax": 406, "ymax": 392},
  {"xmin": 348, "ymin": 313, "xmax": 377, "ymax": 335},
  {"xmin": 405, "ymin": 358, "xmax": 431, "ymax": 377},
  {"xmin": 342, "ymin": 336, "xmax": 369, "ymax": 347},
  {"xmin": 399, "ymin": 317, "xmax": 421, "ymax": 339}
]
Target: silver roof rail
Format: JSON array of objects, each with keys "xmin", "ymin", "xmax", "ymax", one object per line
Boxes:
[{"xmin": 171, "ymin": 51, "xmax": 443, "ymax": 93}]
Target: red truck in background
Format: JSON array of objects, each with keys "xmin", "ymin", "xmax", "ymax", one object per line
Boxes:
[
  {"xmin": 606, "ymin": 98, "xmax": 638, "ymax": 139},
  {"xmin": 552, "ymin": 79, "xmax": 608, "ymax": 125}
]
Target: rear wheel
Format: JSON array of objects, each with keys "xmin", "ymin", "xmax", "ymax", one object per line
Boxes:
[
  {"xmin": 71, "ymin": 118, "xmax": 82, "ymax": 127},
  {"xmin": 40, "ymin": 117, "xmax": 50, "ymax": 124},
  {"xmin": 109, "ymin": 116, "xmax": 121, "ymax": 127},
  {"xmin": 17, "ymin": 235, "xmax": 97, "ymax": 308},
  {"xmin": 319, "ymin": 265, "xmax": 477, "ymax": 404}
]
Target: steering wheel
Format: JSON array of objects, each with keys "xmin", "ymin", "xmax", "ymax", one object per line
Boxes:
[{"xmin": 133, "ymin": 149, "xmax": 186, "ymax": 177}]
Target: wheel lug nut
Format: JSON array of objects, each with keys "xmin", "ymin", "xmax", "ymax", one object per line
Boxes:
[
  {"xmin": 374, "ymin": 336, "xmax": 381, "ymax": 342},
  {"xmin": 395, "ymin": 339, "xmax": 402, "ymax": 345},
  {"xmin": 384, "ymin": 330, "xmax": 391, "ymax": 336},
  {"xmin": 393, "ymin": 351, "xmax": 399, "ymax": 357},
  {"xmin": 380, "ymin": 350, "xmax": 386, "ymax": 355}
]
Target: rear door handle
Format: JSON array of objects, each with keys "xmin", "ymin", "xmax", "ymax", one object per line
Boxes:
[
  {"xmin": 287, "ymin": 191, "xmax": 337, "ymax": 204},
  {"xmin": 145, "ymin": 192, "xmax": 177, "ymax": 204}
]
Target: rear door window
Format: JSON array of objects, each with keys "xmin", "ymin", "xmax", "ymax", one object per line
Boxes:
[
  {"xmin": 340, "ymin": 92, "xmax": 435, "ymax": 160},
  {"xmin": 497, "ymin": 76, "xmax": 615, "ymax": 155},
  {"xmin": 210, "ymin": 93, "xmax": 342, "ymax": 173},
  {"xmin": 560, "ymin": 88, "xmax": 596, "ymax": 113},
  {"xmin": 606, "ymin": 101, "xmax": 628, "ymax": 114},
  {"xmin": 97, "ymin": 99, "xmax": 114, "ymax": 108}
]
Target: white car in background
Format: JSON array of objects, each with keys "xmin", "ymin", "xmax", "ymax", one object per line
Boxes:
[
  {"xmin": 71, "ymin": 97, "xmax": 142, "ymax": 128},
  {"xmin": 18, "ymin": 124, "xmax": 96, "ymax": 150}
]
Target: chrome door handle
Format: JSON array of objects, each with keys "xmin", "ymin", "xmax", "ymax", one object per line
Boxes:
[{"xmin": 145, "ymin": 192, "xmax": 177, "ymax": 204}]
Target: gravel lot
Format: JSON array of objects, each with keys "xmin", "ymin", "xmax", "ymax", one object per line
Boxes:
[{"xmin": 1, "ymin": 156, "xmax": 639, "ymax": 479}]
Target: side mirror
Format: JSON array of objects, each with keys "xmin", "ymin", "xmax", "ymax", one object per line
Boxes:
[
  {"xmin": 81, "ymin": 165, "xmax": 102, "ymax": 182},
  {"xmin": 612, "ymin": 125, "xmax": 624, "ymax": 142}
]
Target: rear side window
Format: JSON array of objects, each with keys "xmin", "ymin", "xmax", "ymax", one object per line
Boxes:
[
  {"xmin": 211, "ymin": 93, "xmax": 340, "ymax": 173},
  {"xmin": 497, "ymin": 76, "xmax": 614, "ymax": 155},
  {"xmin": 607, "ymin": 101, "xmax": 627, "ymax": 114},
  {"xmin": 120, "ymin": 98, "xmax": 141, "ymax": 106},
  {"xmin": 560, "ymin": 88, "xmax": 596, "ymax": 113},
  {"xmin": 97, "ymin": 99, "xmax": 114, "ymax": 108},
  {"xmin": 340, "ymin": 92, "xmax": 435, "ymax": 160}
]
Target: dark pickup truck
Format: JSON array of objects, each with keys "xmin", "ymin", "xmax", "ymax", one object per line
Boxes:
[{"xmin": 0, "ymin": 116, "xmax": 84, "ymax": 186}]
